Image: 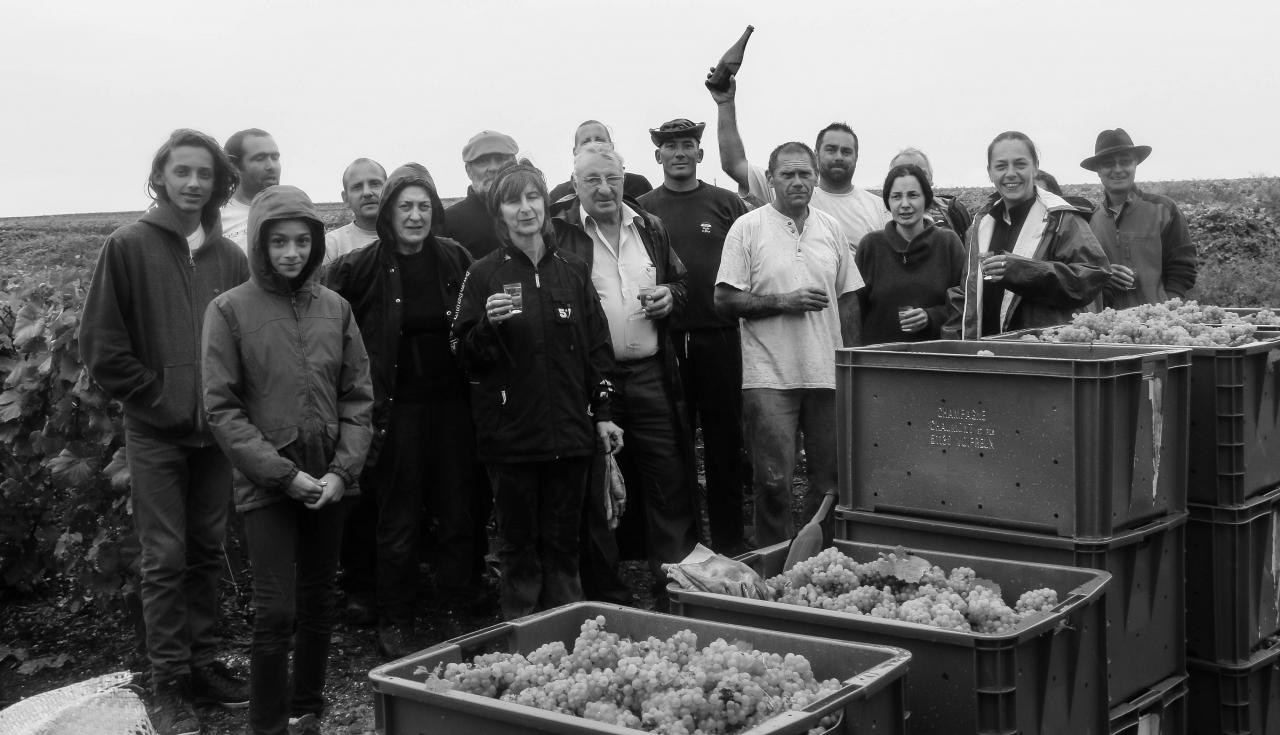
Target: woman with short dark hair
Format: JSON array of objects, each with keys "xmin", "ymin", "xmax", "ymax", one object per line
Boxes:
[
  {"xmin": 452, "ymin": 160, "xmax": 623, "ymax": 620},
  {"xmin": 855, "ymin": 163, "xmax": 965, "ymax": 344}
]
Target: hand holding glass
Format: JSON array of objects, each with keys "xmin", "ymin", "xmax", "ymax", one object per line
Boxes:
[{"xmin": 503, "ymin": 283, "xmax": 523, "ymax": 315}]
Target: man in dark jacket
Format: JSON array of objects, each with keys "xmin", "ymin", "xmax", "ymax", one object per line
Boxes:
[
  {"xmin": 80, "ymin": 129, "xmax": 250, "ymax": 735},
  {"xmin": 638, "ymin": 118, "xmax": 750, "ymax": 555},
  {"xmin": 551, "ymin": 142, "xmax": 698, "ymax": 602},
  {"xmin": 442, "ymin": 130, "xmax": 519, "ymax": 260}
]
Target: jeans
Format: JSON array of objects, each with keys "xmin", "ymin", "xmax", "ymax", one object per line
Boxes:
[
  {"xmin": 371, "ymin": 395, "xmax": 478, "ymax": 625},
  {"xmin": 243, "ymin": 499, "xmax": 346, "ymax": 735},
  {"xmin": 125, "ymin": 422, "xmax": 231, "ymax": 682},
  {"xmin": 742, "ymin": 388, "xmax": 838, "ymax": 548},
  {"xmin": 674, "ymin": 328, "xmax": 747, "ymax": 550},
  {"xmin": 488, "ymin": 458, "xmax": 590, "ymax": 620}
]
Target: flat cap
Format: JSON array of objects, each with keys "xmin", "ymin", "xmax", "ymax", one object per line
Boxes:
[{"xmin": 462, "ymin": 130, "xmax": 519, "ymax": 163}]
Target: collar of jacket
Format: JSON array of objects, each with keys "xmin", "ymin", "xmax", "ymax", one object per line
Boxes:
[
  {"xmin": 140, "ymin": 200, "xmax": 227, "ymax": 247},
  {"xmin": 551, "ymin": 194, "xmax": 656, "ymax": 233}
]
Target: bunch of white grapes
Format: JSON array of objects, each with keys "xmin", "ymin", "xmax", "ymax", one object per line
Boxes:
[
  {"xmin": 423, "ymin": 615, "xmax": 843, "ymax": 735},
  {"xmin": 765, "ymin": 547, "xmax": 1059, "ymax": 635},
  {"xmin": 1019, "ymin": 298, "xmax": 1262, "ymax": 347}
]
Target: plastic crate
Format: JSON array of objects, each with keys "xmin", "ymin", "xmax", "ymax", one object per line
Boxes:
[
  {"xmin": 837, "ymin": 508, "xmax": 1186, "ymax": 708},
  {"xmin": 368, "ymin": 601, "xmax": 911, "ymax": 735},
  {"xmin": 667, "ymin": 539, "xmax": 1110, "ymax": 735},
  {"xmin": 1187, "ymin": 486, "xmax": 1280, "ymax": 664},
  {"xmin": 1187, "ymin": 637, "xmax": 1280, "ymax": 735},
  {"xmin": 1108, "ymin": 675, "xmax": 1186, "ymax": 735},
  {"xmin": 836, "ymin": 341, "xmax": 1190, "ymax": 539},
  {"xmin": 988, "ymin": 328, "xmax": 1280, "ymax": 506}
]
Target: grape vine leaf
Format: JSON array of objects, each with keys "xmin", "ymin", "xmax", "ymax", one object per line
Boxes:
[
  {"xmin": 12, "ymin": 303, "xmax": 46, "ymax": 351},
  {"xmin": 47, "ymin": 448, "xmax": 97, "ymax": 489},
  {"xmin": 0, "ymin": 388, "xmax": 24, "ymax": 423},
  {"xmin": 864, "ymin": 549, "xmax": 933, "ymax": 583}
]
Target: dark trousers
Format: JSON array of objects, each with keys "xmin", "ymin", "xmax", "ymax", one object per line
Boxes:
[
  {"xmin": 371, "ymin": 395, "xmax": 477, "ymax": 626},
  {"xmin": 605, "ymin": 357, "xmax": 698, "ymax": 574},
  {"xmin": 674, "ymin": 328, "xmax": 746, "ymax": 550},
  {"xmin": 243, "ymin": 499, "xmax": 345, "ymax": 735},
  {"xmin": 488, "ymin": 458, "xmax": 590, "ymax": 620},
  {"xmin": 742, "ymin": 388, "xmax": 838, "ymax": 548},
  {"xmin": 125, "ymin": 423, "xmax": 231, "ymax": 682}
]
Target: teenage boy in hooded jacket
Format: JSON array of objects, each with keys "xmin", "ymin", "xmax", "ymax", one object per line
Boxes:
[
  {"xmin": 80, "ymin": 128, "xmax": 250, "ymax": 735},
  {"xmin": 202, "ymin": 185, "xmax": 373, "ymax": 734}
]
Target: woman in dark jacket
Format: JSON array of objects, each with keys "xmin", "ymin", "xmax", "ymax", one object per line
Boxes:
[
  {"xmin": 944, "ymin": 131, "xmax": 1110, "ymax": 339},
  {"xmin": 202, "ymin": 185, "xmax": 373, "ymax": 735},
  {"xmin": 324, "ymin": 164, "xmax": 481, "ymax": 657},
  {"xmin": 856, "ymin": 163, "xmax": 966, "ymax": 344},
  {"xmin": 452, "ymin": 160, "xmax": 623, "ymax": 620}
]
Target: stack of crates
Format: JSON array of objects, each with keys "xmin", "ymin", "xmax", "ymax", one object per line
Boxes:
[
  {"xmin": 834, "ymin": 340, "xmax": 1192, "ymax": 733},
  {"xmin": 1174, "ymin": 327, "xmax": 1280, "ymax": 735}
]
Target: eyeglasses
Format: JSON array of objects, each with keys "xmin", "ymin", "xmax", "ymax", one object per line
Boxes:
[{"xmin": 579, "ymin": 174, "xmax": 623, "ymax": 189}]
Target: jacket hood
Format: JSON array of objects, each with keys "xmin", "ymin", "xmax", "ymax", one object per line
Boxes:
[
  {"xmin": 141, "ymin": 198, "xmax": 227, "ymax": 243},
  {"xmin": 376, "ymin": 163, "xmax": 447, "ymax": 247},
  {"xmin": 247, "ymin": 185, "xmax": 325, "ymax": 294}
]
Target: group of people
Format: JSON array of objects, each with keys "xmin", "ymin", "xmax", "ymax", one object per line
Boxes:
[{"xmin": 77, "ymin": 73, "xmax": 1196, "ymax": 735}]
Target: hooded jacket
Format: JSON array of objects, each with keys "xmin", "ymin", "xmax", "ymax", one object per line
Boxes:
[
  {"xmin": 323, "ymin": 164, "xmax": 472, "ymax": 467},
  {"xmin": 855, "ymin": 221, "xmax": 966, "ymax": 345},
  {"xmin": 201, "ymin": 185, "xmax": 374, "ymax": 512},
  {"xmin": 80, "ymin": 200, "xmax": 249, "ymax": 442},
  {"xmin": 943, "ymin": 187, "xmax": 1111, "ymax": 339}
]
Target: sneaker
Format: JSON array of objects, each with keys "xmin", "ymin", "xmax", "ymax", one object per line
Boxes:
[
  {"xmin": 377, "ymin": 623, "xmax": 418, "ymax": 660},
  {"xmin": 191, "ymin": 660, "xmax": 249, "ymax": 709},
  {"xmin": 151, "ymin": 675, "xmax": 201, "ymax": 735},
  {"xmin": 288, "ymin": 712, "xmax": 322, "ymax": 735}
]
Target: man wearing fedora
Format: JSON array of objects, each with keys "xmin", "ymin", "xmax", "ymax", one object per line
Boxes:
[
  {"xmin": 443, "ymin": 130, "xmax": 520, "ymax": 260},
  {"xmin": 1081, "ymin": 128, "xmax": 1195, "ymax": 309},
  {"xmin": 638, "ymin": 119, "xmax": 751, "ymax": 555}
]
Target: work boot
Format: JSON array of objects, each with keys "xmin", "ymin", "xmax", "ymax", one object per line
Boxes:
[
  {"xmin": 377, "ymin": 622, "xmax": 418, "ymax": 660},
  {"xmin": 151, "ymin": 675, "xmax": 201, "ymax": 735},
  {"xmin": 191, "ymin": 660, "xmax": 249, "ymax": 709},
  {"xmin": 288, "ymin": 712, "xmax": 322, "ymax": 735}
]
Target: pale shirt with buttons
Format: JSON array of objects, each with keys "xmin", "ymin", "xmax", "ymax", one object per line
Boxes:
[{"xmin": 581, "ymin": 203, "xmax": 659, "ymax": 361}]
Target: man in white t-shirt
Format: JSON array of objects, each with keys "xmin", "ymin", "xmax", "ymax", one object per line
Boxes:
[
  {"xmin": 325, "ymin": 158, "xmax": 385, "ymax": 264},
  {"xmin": 221, "ymin": 128, "xmax": 281, "ymax": 251},
  {"xmin": 715, "ymin": 141, "xmax": 863, "ymax": 548},
  {"xmin": 710, "ymin": 77, "xmax": 889, "ymax": 249}
]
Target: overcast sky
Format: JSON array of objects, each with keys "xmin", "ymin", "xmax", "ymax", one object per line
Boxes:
[{"xmin": 2, "ymin": 0, "xmax": 1276, "ymax": 218}]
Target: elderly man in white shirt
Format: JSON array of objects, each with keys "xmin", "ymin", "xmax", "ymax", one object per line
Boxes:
[{"xmin": 550, "ymin": 142, "xmax": 699, "ymax": 604}]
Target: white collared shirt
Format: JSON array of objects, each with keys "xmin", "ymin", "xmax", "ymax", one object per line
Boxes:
[{"xmin": 581, "ymin": 203, "xmax": 659, "ymax": 361}]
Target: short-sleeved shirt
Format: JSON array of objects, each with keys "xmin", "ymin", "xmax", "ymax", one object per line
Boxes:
[
  {"xmin": 743, "ymin": 162, "xmax": 890, "ymax": 248},
  {"xmin": 221, "ymin": 199, "xmax": 251, "ymax": 252},
  {"xmin": 324, "ymin": 222, "xmax": 377, "ymax": 264},
  {"xmin": 717, "ymin": 205, "xmax": 864, "ymax": 390}
]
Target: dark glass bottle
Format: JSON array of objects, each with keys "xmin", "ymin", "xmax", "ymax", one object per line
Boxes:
[{"xmin": 705, "ymin": 25, "xmax": 754, "ymax": 93}]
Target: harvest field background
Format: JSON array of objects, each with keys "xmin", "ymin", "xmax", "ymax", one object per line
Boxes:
[{"xmin": 2, "ymin": 176, "xmax": 1279, "ymax": 733}]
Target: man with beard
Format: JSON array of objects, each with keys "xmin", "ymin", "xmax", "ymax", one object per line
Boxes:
[
  {"xmin": 709, "ymin": 79, "xmax": 888, "ymax": 248},
  {"xmin": 326, "ymin": 158, "xmax": 386, "ymax": 264},
  {"xmin": 443, "ymin": 130, "xmax": 519, "ymax": 260},
  {"xmin": 888, "ymin": 147, "xmax": 973, "ymax": 236},
  {"xmin": 548, "ymin": 120, "xmax": 654, "ymax": 203},
  {"xmin": 221, "ymin": 128, "xmax": 281, "ymax": 251},
  {"xmin": 637, "ymin": 119, "xmax": 750, "ymax": 555},
  {"xmin": 715, "ymin": 142, "xmax": 863, "ymax": 548}
]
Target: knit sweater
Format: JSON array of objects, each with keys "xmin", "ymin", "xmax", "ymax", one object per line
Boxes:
[{"xmin": 855, "ymin": 222, "xmax": 966, "ymax": 345}]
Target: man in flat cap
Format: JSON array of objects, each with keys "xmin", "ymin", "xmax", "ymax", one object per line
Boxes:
[
  {"xmin": 638, "ymin": 119, "xmax": 751, "ymax": 555},
  {"xmin": 443, "ymin": 130, "xmax": 520, "ymax": 260},
  {"xmin": 1081, "ymin": 128, "xmax": 1195, "ymax": 309},
  {"xmin": 548, "ymin": 120, "xmax": 654, "ymax": 203}
]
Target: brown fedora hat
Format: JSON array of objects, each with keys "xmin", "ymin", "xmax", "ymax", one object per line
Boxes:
[{"xmin": 1080, "ymin": 128, "xmax": 1152, "ymax": 171}]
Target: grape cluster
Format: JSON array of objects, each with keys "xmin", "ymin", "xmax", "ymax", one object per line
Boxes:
[
  {"xmin": 1022, "ymin": 298, "xmax": 1262, "ymax": 347},
  {"xmin": 422, "ymin": 615, "xmax": 843, "ymax": 735},
  {"xmin": 765, "ymin": 548, "xmax": 1059, "ymax": 634}
]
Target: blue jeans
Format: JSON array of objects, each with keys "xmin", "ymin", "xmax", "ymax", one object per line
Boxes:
[
  {"xmin": 488, "ymin": 458, "xmax": 589, "ymax": 620},
  {"xmin": 243, "ymin": 498, "xmax": 346, "ymax": 735},
  {"xmin": 742, "ymin": 388, "xmax": 838, "ymax": 548},
  {"xmin": 125, "ymin": 422, "xmax": 231, "ymax": 682}
]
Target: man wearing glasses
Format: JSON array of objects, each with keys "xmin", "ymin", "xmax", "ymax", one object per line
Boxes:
[{"xmin": 551, "ymin": 142, "xmax": 698, "ymax": 605}]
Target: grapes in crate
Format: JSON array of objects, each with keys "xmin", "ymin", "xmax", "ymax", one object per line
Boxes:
[
  {"xmin": 766, "ymin": 547, "xmax": 1059, "ymax": 634},
  {"xmin": 1021, "ymin": 298, "xmax": 1265, "ymax": 346},
  {"xmin": 419, "ymin": 615, "xmax": 843, "ymax": 734}
]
